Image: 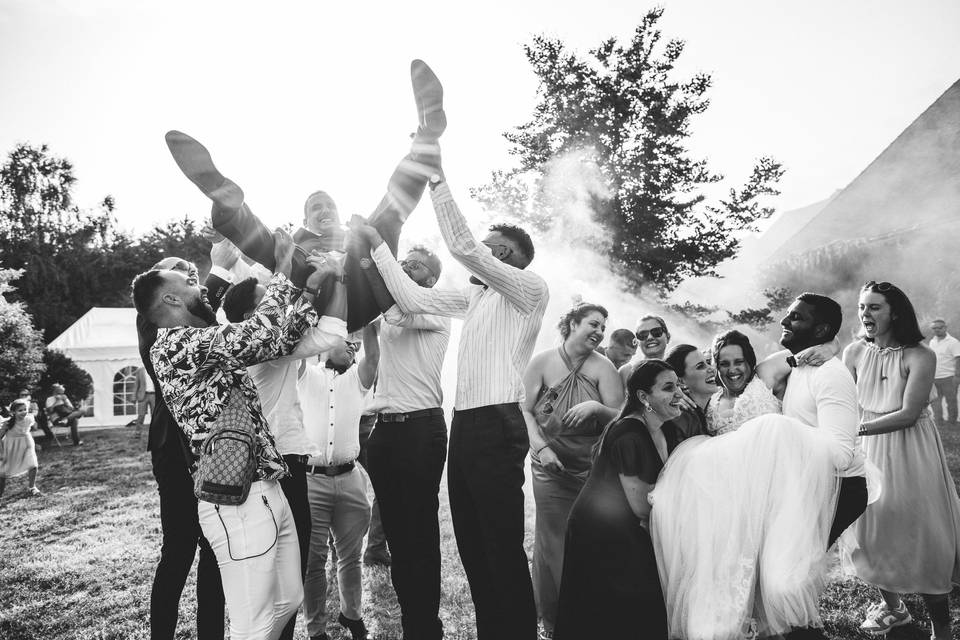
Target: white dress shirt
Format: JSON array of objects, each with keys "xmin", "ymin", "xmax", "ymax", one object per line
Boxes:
[
  {"xmin": 368, "ymin": 305, "xmax": 451, "ymax": 414},
  {"xmin": 782, "ymin": 358, "xmax": 867, "ymax": 478},
  {"xmin": 371, "ymin": 182, "xmax": 549, "ymax": 410},
  {"xmin": 299, "ymin": 362, "xmax": 370, "ymax": 466}
]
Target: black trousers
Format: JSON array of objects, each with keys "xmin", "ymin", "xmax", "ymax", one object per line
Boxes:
[
  {"xmin": 150, "ymin": 432, "xmax": 224, "ymax": 640},
  {"xmin": 448, "ymin": 404, "xmax": 536, "ymax": 640},
  {"xmin": 367, "ymin": 411, "xmax": 448, "ymax": 640},
  {"xmin": 277, "ymin": 455, "xmax": 311, "ymax": 640},
  {"xmin": 786, "ymin": 475, "xmax": 869, "ymax": 640}
]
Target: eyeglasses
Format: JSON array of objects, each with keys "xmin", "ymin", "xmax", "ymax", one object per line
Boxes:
[
  {"xmin": 864, "ymin": 280, "xmax": 893, "ymax": 292},
  {"xmin": 400, "ymin": 259, "xmax": 437, "ymax": 279},
  {"xmin": 345, "ymin": 340, "xmax": 361, "ymax": 350},
  {"xmin": 636, "ymin": 327, "xmax": 666, "ymax": 341}
]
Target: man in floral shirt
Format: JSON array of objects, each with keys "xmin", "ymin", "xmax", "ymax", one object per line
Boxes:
[{"xmin": 133, "ymin": 230, "xmax": 334, "ymax": 639}]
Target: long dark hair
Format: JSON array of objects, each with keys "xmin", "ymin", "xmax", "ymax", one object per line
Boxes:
[
  {"xmin": 712, "ymin": 330, "xmax": 757, "ymax": 392},
  {"xmin": 593, "ymin": 359, "xmax": 674, "ymax": 462},
  {"xmin": 665, "ymin": 344, "xmax": 699, "ymax": 379},
  {"xmin": 861, "ymin": 281, "xmax": 925, "ymax": 346}
]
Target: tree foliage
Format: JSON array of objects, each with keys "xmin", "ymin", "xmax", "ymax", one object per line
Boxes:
[
  {"xmin": 39, "ymin": 349, "xmax": 93, "ymax": 404},
  {"xmin": 0, "ymin": 143, "xmax": 209, "ymax": 341},
  {"xmin": 0, "ymin": 270, "xmax": 45, "ymax": 408},
  {"xmin": 472, "ymin": 8, "xmax": 784, "ymax": 294}
]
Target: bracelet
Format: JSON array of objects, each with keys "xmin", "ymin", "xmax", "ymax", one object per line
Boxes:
[
  {"xmin": 533, "ymin": 444, "xmax": 549, "ymax": 456},
  {"xmin": 303, "ymin": 286, "xmax": 321, "ymax": 297}
]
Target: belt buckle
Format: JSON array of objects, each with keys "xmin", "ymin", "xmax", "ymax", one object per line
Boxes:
[
  {"xmin": 323, "ymin": 466, "xmax": 339, "ymax": 477},
  {"xmin": 395, "ymin": 413, "xmax": 407, "ymax": 422}
]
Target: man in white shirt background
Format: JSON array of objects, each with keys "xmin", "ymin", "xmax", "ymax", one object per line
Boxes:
[
  {"xmin": 355, "ymin": 158, "xmax": 548, "ymax": 640},
  {"xmin": 928, "ymin": 318, "xmax": 960, "ymax": 426},
  {"xmin": 298, "ymin": 323, "xmax": 379, "ymax": 640}
]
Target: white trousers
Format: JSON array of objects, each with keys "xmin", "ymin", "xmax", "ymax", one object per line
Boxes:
[{"xmin": 198, "ymin": 479, "xmax": 303, "ymax": 640}]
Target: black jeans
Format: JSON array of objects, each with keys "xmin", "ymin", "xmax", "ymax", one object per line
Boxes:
[
  {"xmin": 150, "ymin": 432, "xmax": 224, "ymax": 640},
  {"xmin": 367, "ymin": 411, "xmax": 448, "ymax": 640},
  {"xmin": 448, "ymin": 404, "xmax": 536, "ymax": 640},
  {"xmin": 786, "ymin": 475, "xmax": 869, "ymax": 640},
  {"xmin": 277, "ymin": 455, "xmax": 311, "ymax": 640}
]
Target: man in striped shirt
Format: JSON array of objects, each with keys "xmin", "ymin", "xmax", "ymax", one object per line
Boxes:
[{"xmin": 354, "ymin": 170, "xmax": 548, "ymax": 640}]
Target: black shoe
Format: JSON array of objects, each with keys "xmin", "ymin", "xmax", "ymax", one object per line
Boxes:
[
  {"xmin": 338, "ymin": 612, "xmax": 368, "ymax": 640},
  {"xmin": 73, "ymin": 440, "xmax": 84, "ymax": 446},
  {"xmin": 363, "ymin": 550, "xmax": 392, "ymax": 567},
  {"xmin": 410, "ymin": 59, "xmax": 445, "ymax": 142}
]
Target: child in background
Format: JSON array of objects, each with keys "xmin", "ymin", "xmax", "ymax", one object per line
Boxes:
[{"xmin": 0, "ymin": 399, "xmax": 42, "ymax": 498}]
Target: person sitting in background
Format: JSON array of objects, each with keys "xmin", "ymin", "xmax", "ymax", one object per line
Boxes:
[
  {"xmin": 619, "ymin": 315, "xmax": 671, "ymax": 385},
  {"xmin": 45, "ymin": 383, "xmax": 83, "ymax": 446},
  {"xmin": 18, "ymin": 389, "xmax": 53, "ymax": 444},
  {"xmin": 521, "ymin": 302, "xmax": 624, "ymax": 639},
  {"xmin": 597, "ymin": 328, "xmax": 638, "ymax": 369}
]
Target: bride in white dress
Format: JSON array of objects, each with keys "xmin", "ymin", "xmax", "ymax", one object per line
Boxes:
[{"xmin": 651, "ymin": 330, "xmax": 841, "ymax": 640}]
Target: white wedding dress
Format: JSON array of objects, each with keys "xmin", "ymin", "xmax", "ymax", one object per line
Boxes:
[{"xmin": 650, "ymin": 377, "xmax": 841, "ymax": 639}]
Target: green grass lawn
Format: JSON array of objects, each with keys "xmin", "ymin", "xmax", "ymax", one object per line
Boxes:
[{"xmin": 1, "ymin": 425, "xmax": 958, "ymax": 639}]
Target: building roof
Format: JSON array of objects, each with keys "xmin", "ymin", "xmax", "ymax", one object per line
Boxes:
[{"xmin": 47, "ymin": 307, "xmax": 139, "ymax": 362}]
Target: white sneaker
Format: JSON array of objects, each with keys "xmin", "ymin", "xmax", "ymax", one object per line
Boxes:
[{"xmin": 860, "ymin": 600, "xmax": 912, "ymax": 635}]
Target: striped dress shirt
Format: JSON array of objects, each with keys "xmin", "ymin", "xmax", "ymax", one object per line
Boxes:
[{"xmin": 371, "ymin": 182, "xmax": 549, "ymax": 410}]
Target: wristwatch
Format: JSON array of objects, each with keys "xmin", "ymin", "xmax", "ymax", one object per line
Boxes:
[
  {"xmin": 428, "ymin": 174, "xmax": 444, "ymax": 191},
  {"xmin": 303, "ymin": 285, "xmax": 321, "ymax": 297}
]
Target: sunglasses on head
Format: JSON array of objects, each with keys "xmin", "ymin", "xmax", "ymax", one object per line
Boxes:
[
  {"xmin": 636, "ymin": 327, "xmax": 666, "ymax": 341},
  {"xmin": 864, "ymin": 280, "xmax": 893, "ymax": 292}
]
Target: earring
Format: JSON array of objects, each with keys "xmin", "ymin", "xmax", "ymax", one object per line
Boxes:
[{"xmin": 644, "ymin": 403, "xmax": 653, "ymax": 412}]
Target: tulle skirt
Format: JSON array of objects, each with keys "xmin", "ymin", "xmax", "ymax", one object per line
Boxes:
[
  {"xmin": 0, "ymin": 432, "xmax": 39, "ymax": 478},
  {"xmin": 847, "ymin": 411, "xmax": 960, "ymax": 594},
  {"xmin": 650, "ymin": 414, "xmax": 840, "ymax": 639}
]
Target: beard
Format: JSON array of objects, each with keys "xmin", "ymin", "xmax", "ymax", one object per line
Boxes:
[
  {"xmin": 325, "ymin": 359, "xmax": 354, "ymax": 375},
  {"xmin": 187, "ymin": 295, "xmax": 218, "ymax": 326}
]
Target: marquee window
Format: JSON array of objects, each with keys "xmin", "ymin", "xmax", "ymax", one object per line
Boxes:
[{"xmin": 113, "ymin": 366, "xmax": 138, "ymax": 416}]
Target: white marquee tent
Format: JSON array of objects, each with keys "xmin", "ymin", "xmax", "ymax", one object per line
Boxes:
[{"xmin": 47, "ymin": 307, "xmax": 142, "ymax": 427}]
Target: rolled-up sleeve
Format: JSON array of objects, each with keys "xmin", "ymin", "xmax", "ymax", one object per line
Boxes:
[{"xmin": 430, "ymin": 183, "xmax": 547, "ymax": 314}]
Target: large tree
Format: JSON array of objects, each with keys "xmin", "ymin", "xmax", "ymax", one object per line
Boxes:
[
  {"xmin": 0, "ymin": 269, "xmax": 45, "ymax": 408},
  {"xmin": 473, "ymin": 8, "xmax": 784, "ymax": 294},
  {"xmin": 0, "ymin": 143, "xmax": 210, "ymax": 341}
]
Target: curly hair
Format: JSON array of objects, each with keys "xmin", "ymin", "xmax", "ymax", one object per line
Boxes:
[{"xmin": 557, "ymin": 303, "xmax": 609, "ymax": 339}]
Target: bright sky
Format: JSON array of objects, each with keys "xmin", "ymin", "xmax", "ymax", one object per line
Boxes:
[{"xmin": 2, "ymin": 0, "xmax": 959, "ymax": 243}]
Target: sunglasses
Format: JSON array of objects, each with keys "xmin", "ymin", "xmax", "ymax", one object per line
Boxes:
[
  {"xmin": 400, "ymin": 259, "xmax": 437, "ymax": 279},
  {"xmin": 636, "ymin": 327, "xmax": 667, "ymax": 341},
  {"xmin": 864, "ymin": 280, "xmax": 893, "ymax": 292}
]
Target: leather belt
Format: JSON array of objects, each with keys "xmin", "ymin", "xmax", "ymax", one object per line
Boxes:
[
  {"xmin": 305, "ymin": 461, "xmax": 355, "ymax": 476},
  {"xmin": 378, "ymin": 407, "xmax": 444, "ymax": 423}
]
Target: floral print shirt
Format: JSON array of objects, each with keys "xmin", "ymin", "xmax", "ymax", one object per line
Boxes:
[{"xmin": 151, "ymin": 273, "xmax": 317, "ymax": 480}]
